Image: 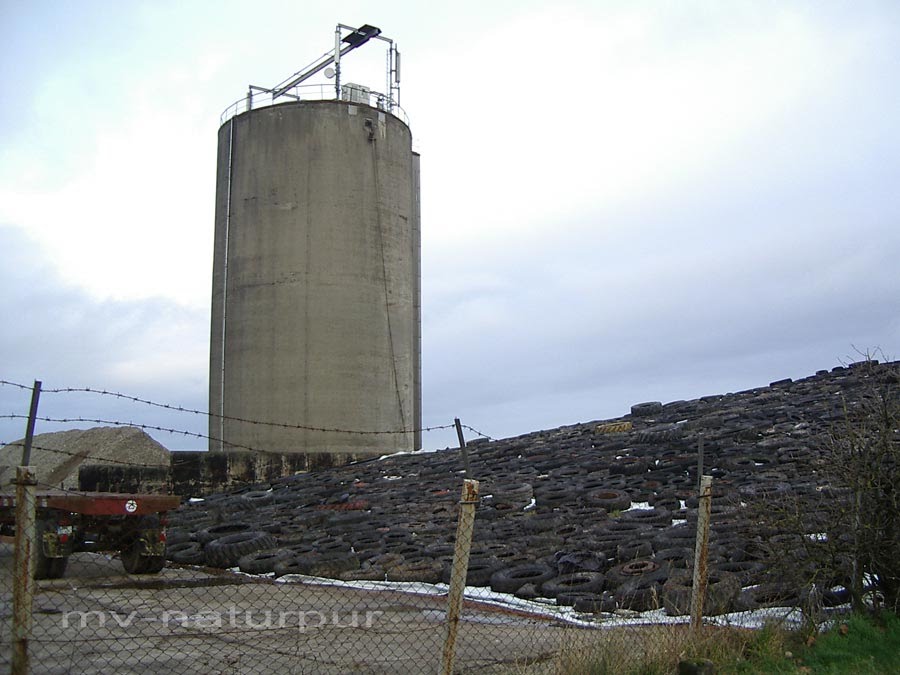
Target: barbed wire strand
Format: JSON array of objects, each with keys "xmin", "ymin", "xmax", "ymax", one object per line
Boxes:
[
  {"xmin": 2, "ymin": 418, "xmax": 496, "ymax": 471},
  {"xmin": 1, "ymin": 379, "xmax": 456, "ymax": 437},
  {"xmin": 1, "ymin": 410, "xmax": 454, "ymax": 440},
  {"xmin": 461, "ymin": 424, "xmax": 494, "ymax": 442}
]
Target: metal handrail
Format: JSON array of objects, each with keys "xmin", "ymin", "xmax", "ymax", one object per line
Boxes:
[{"xmin": 219, "ymin": 84, "xmax": 409, "ymax": 127}]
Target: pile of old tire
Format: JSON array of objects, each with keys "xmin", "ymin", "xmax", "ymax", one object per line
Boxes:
[
  {"xmin": 662, "ymin": 570, "xmax": 741, "ymax": 616},
  {"xmin": 605, "ymin": 559, "xmax": 670, "ymax": 611},
  {"xmin": 166, "ymin": 521, "xmax": 278, "ymax": 570}
]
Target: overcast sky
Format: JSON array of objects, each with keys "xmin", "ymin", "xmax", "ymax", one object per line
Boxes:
[{"xmin": 1, "ymin": 1, "xmax": 898, "ymax": 453}]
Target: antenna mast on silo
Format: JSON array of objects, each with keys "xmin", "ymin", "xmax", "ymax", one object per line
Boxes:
[
  {"xmin": 271, "ymin": 23, "xmax": 400, "ymax": 110},
  {"xmin": 221, "ymin": 23, "xmax": 403, "ymax": 125}
]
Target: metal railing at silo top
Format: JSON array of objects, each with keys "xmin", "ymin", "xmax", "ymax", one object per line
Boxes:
[{"xmin": 219, "ymin": 84, "xmax": 409, "ymax": 126}]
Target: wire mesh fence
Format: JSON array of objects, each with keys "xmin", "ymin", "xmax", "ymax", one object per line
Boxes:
[
  {"xmin": 2, "ymin": 360, "xmax": 897, "ymax": 673},
  {"xmin": 0, "ymin": 473, "xmax": 714, "ymax": 675}
]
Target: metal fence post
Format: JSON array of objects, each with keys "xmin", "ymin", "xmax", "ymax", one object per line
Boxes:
[
  {"xmin": 12, "ymin": 465, "xmax": 38, "ymax": 675},
  {"xmin": 441, "ymin": 478, "xmax": 479, "ymax": 675},
  {"xmin": 690, "ymin": 475, "xmax": 713, "ymax": 633},
  {"xmin": 454, "ymin": 418, "xmax": 471, "ymax": 477},
  {"xmin": 696, "ymin": 434, "xmax": 704, "ymax": 492}
]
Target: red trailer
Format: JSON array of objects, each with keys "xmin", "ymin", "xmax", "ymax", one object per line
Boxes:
[{"xmin": 0, "ymin": 490, "xmax": 181, "ymax": 579}]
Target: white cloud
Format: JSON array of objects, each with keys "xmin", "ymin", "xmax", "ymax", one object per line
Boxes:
[{"xmin": 2, "ymin": 2, "xmax": 899, "ymax": 451}]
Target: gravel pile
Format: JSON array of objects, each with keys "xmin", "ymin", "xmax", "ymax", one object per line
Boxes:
[{"xmin": 0, "ymin": 426, "xmax": 170, "ymax": 490}]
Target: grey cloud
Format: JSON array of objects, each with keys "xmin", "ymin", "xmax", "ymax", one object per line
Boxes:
[{"xmin": 0, "ymin": 227, "xmax": 209, "ymax": 450}]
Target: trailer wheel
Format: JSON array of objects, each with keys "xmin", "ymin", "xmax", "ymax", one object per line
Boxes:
[
  {"xmin": 140, "ymin": 556, "xmax": 165, "ymax": 574},
  {"xmin": 34, "ymin": 520, "xmax": 68, "ymax": 580},
  {"xmin": 35, "ymin": 554, "xmax": 68, "ymax": 580},
  {"xmin": 121, "ymin": 539, "xmax": 166, "ymax": 574}
]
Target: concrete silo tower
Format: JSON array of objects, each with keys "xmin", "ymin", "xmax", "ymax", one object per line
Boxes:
[{"xmin": 209, "ymin": 25, "xmax": 421, "ymax": 463}]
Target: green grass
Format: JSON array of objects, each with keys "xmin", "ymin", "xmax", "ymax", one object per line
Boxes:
[
  {"xmin": 722, "ymin": 612, "xmax": 900, "ymax": 674},
  {"xmin": 795, "ymin": 612, "xmax": 900, "ymax": 674},
  {"xmin": 533, "ymin": 612, "xmax": 900, "ymax": 675}
]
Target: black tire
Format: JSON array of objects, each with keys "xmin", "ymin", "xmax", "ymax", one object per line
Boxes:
[
  {"xmin": 572, "ymin": 591, "xmax": 618, "ymax": 613},
  {"xmin": 606, "ymin": 559, "xmax": 667, "ymax": 589},
  {"xmin": 523, "ymin": 513, "xmax": 564, "ymax": 534},
  {"xmin": 121, "ymin": 539, "xmax": 165, "ymax": 575},
  {"xmin": 615, "ymin": 577, "xmax": 664, "ymax": 612},
  {"xmin": 556, "ymin": 590, "xmax": 600, "ymax": 607},
  {"xmin": 555, "ymin": 550, "xmax": 606, "ymax": 575},
  {"xmin": 489, "ymin": 482, "xmax": 534, "ymax": 508},
  {"xmin": 441, "ymin": 556, "xmax": 501, "ymax": 587},
  {"xmin": 273, "ymin": 557, "xmax": 307, "ymax": 577},
  {"xmin": 385, "ymin": 557, "xmax": 443, "ymax": 584},
  {"xmin": 713, "ymin": 561, "xmax": 766, "ymax": 586},
  {"xmin": 540, "ymin": 572, "xmax": 606, "ymax": 599},
  {"xmin": 636, "ymin": 424, "xmax": 683, "ymax": 444},
  {"xmin": 662, "ymin": 570, "xmax": 740, "ymax": 616},
  {"xmin": 615, "ymin": 540, "xmax": 654, "ymax": 563},
  {"xmin": 584, "ymin": 489, "xmax": 632, "ymax": 512},
  {"xmin": 241, "ymin": 490, "xmax": 274, "ymax": 508},
  {"xmin": 166, "ymin": 541, "xmax": 206, "ymax": 565},
  {"xmin": 205, "ymin": 531, "xmax": 276, "ymax": 568},
  {"xmin": 489, "ymin": 563, "xmax": 556, "ymax": 594},
  {"xmin": 739, "ymin": 582, "xmax": 800, "ymax": 609},
  {"xmin": 535, "ymin": 485, "xmax": 578, "ymax": 507},
  {"xmin": 34, "ymin": 519, "xmax": 68, "ymax": 580},
  {"xmin": 273, "ymin": 551, "xmax": 360, "ymax": 578},
  {"xmin": 622, "ymin": 507, "xmax": 673, "ymax": 527},
  {"xmin": 196, "ymin": 522, "xmax": 253, "ymax": 545},
  {"xmin": 238, "ymin": 548, "xmax": 295, "ymax": 575},
  {"xmin": 610, "ymin": 457, "xmax": 648, "ymax": 476},
  {"xmin": 35, "ymin": 553, "xmax": 68, "ymax": 580},
  {"xmin": 164, "ymin": 527, "xmax": 194, "ymax": 546},
  {"xmin": 140, "ymin": 556, "xmax": 166, "ymax": 574},
  {"xmin": 631, "ymin": 401, "xmax": 663, "ymax": 417},
  {"xmin": 652, "ymin": 548, "xmax": 692, "ymax": 569}
]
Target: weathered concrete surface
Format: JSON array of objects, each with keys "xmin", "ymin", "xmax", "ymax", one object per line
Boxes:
[
  {"xmin": 209, "ymin": 99, "xmax": 422, "ymax": 458},
  {"xmin": 77, "ymin": 447, "xmax": 366, "ymax": 497},
  {"xmin": 0, "ymin": 544, "xmax": 573, "ymax": 674},
  {"xmin": 0, "ymin": 427, "xmax": 169, "ymax": 491}
]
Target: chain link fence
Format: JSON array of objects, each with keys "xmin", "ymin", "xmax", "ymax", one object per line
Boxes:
[
  {"xmin": 0, "ymin": 450, "xmax": 790, "ymax": 675},
  {"xmin": 5, "ymin": 360, "xmax": 896, "ymax": 673}
]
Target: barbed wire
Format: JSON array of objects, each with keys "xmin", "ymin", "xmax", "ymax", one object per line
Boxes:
[
  {"xmin": 0, "ymin": 379, "xmax": 32, "ymax": 391},
  {"xmin": 461, "ymin": 424, "xmax": 494, "ymax": 442},
  {"xmin": 0, "ymin": 416, "xmax": 288, "ymax": 458},
  {"xmin": 1, "ymin": 378, "xmax": 456, "ymax": 436},
  {"xmin": 0, "ymin": 412, "xmax": 455, "ymax": 448},
  {"xmin": 1, "ymin": 413, "xmax": 495, "ymax": 472}
]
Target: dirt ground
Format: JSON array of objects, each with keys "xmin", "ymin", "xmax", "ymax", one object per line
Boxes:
[{"xmin": 0, "ymin": 543, "xmax": 602, "ymax": 674}]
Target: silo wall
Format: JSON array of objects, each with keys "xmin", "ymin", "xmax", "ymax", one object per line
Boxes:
[{"xmin": 209, "ymin": 100, "xmax": 421, "ymax": 458}]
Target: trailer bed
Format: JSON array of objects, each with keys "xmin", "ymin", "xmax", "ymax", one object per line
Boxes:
[{"xmin": 0, "ymin": 491, "xmax": 181, "ymax": 516}]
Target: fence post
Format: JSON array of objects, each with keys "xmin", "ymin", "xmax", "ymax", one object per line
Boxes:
[
  {"xmin": 12, "ymin": 465, "xmax": 38, "ymax": 675},
  {"xmin": 20, "ymin": 380, "xmax": 42, "ymax": 466},
  {"xmin": 696, "ymin": 434, "xmax": 704, "ymax": 492},
  {"xmin": 440, "ymin": 478, "xmax": 479, "ymax": 675},
  {"xmin": 454, "ymin": 418, "xmax": 471, "ymax": 477},
  {"xmin": 690, "ymin": 475, "xmax": 713, "ymax": 633}
]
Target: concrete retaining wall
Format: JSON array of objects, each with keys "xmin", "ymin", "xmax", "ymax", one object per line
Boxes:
[{"xmin": 78, "ymin": 450, "xmax": 363, "ymax": 498}]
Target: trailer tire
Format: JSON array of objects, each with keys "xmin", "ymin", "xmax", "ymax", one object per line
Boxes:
[
  {"xmin": 35, "ymin": 553, "xmax": 68, "ymax": 580},
  {"xmin": 122, "ymin": 540, "xmax": 165, "ymax": 574},
  {"xmin": 34, "ymin": 519, "xmax": 68, "ymax": 580}
]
